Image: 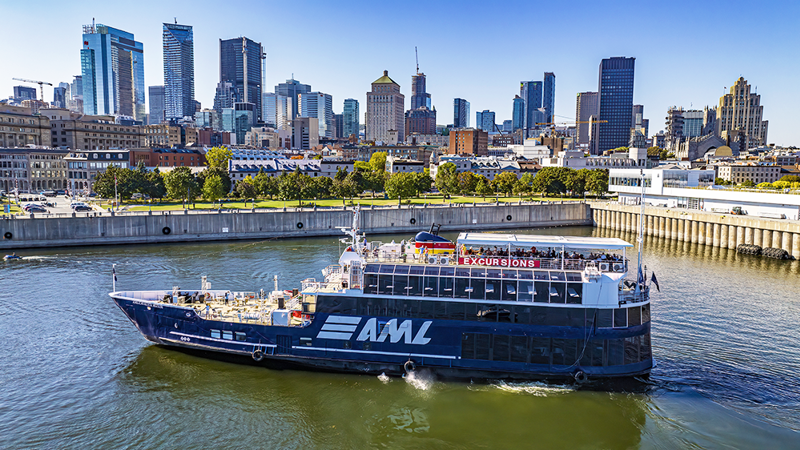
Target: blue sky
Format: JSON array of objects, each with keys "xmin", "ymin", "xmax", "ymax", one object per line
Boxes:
[{"xmin": 1, "ymin": 0, "xmax": 798, "ymax": 145}]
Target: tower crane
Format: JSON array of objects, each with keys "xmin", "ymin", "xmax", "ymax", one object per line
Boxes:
[{"xmin": 12, "ymin": 78, "xmax": 53, "ymax": 102}]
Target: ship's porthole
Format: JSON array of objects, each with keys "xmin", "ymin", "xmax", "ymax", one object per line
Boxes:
[{"xmin": 506, "ymin": 215, "xmax": 512, "ymax": 221}]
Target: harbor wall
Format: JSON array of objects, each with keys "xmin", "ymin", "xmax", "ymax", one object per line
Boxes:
[
  {"xmin": 0, "ymin": 202, "xmax": 591, "ymax": 249},
  {"xmin": 591, "ymin": 202, "xmax": 800, "ymax": 259}
]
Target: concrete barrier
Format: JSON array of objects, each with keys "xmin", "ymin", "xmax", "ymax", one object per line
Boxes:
[{"xmin": 0, "ymin": 202, "xmax": 592, "ymax": 250}]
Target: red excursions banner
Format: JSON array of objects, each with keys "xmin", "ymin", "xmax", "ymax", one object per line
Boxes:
[{"xmin": 458, "ymin": 257, "xmax": 541, "ymax": 268}]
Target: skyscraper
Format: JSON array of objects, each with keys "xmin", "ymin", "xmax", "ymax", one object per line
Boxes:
[
  {"xmin": 575, "ymin": 91, "xmax": 598, "ymax": 150},
  {"xmin": 342, "ymin": 99, "xmax": 359, "ymax": 140},
  {"xmin": 453, "ymin": 98, "xmax": 470, "ymax": 128},
  {"xmin": 262, "ymin": 92, "xmax": 277, "ymax": 127},
  {"xmin": 275, "ymin": 78, "xmax": 311, "ymax": 121},
  {"xmin": 53, "ymin": 84, "xmax": 69, "ymax": 109},
  {"xmin": 543, "ymin": 72, "xmax": 555, "ymax": 125},
  {"xmin": 13, "ymin": 86, "xmax": 37, "ymax": 101},
  {"xmin": 80, "ymin": 22, "xmax": 145, "ymax": 120},
  {"xmin": 366, "ymin": 70, "xmax": 404, "ymax": 142},
  {"xmin": 405, "ymin": 71, "xmax": 436, "ymax": 137},
  {"xmin": 410, "ymin": 73, "xmax": 431, "ymax": 109},
  {"xmin": 299, "ymin": 91, "xmax": 333, "ymax": 138},
  {"xmin": 213, "ymin": 81, "xmax": 238, "ymax": 116},
  {"xmin": 512, "ymin": 95, "xmax": 525, "ymax": 131},
  {"xmin": 148, "ymin": 86, "xmax": 165, "ymax": 125},
  {"xmin": 597, "ymin": 57, "xmax": 635, "ymax": 153},
  {"xmin": 716, "ymin": 77, "xmax": 768, "ymax": 148},
  {"xmin": 163, "ymin": 22, "xmax": 195, "ymax": 120},
  {"xmin": 69, "ymin": 76, "xmax": 83, "ymax": 113},
  {"xmin": 475, "ymin": 110, "xmax": 495, "ymax": 132},
  {"xmin": 219, "ymin": 37, "xmax": 263, "ymax": 122},
  {"xmin": 520, "ymin": 81, "xmax": 542, "ymax": 134}
]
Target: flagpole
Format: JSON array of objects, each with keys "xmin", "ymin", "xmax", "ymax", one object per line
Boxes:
[
  {"xmin": 636, "ymin": 169, "xmax": 645, "ymax": 294},
  {"xmin": 112, "ymin": 264, "xmax": 117, "ymax": 292}
]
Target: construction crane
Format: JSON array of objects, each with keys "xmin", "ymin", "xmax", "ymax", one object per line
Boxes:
[
  {"xmin": 12, "ymin": 78, "xmax": 53, "ymax": 102},
  {"xmin": 415, "ymin": 46, "xmax": 419, "ymax": 74}
]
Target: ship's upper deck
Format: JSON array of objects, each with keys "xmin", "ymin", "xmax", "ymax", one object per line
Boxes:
[{"xmin": 456, "ymin": 233, "xmax": 633, "ymax": 251}]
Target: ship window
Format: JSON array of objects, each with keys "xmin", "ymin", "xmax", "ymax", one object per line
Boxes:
[
  {"xmin": 424, "ymin": 266, "xmax": 439, "ymax": 276},
  {"xmin": 222, "ymin": 331, "xmax": 233, "ymax": 340},
  {"xmin": 470, "ymin": 278, "xmax": 486, "ymax": 300},
  {"xmin": 301, "ymin": 337, "xmax": 312, "ymax": 347},
  {"xmin": 461, "ymin": 333, "xmax": 475, "ymax": 359},
  {"xmin": 418, "ymin": 301, "xmax": 435, "ymax": 319},
  {"xmin": 364, "ymin": 264, "xmax": 380, "ymax": 273},
  {"xmin": 566, "ymin": 284, "xmax": 582, "ymax": 304},
  {"xmin": 518, "ymin": 270, "xmax": 533, "ymax": 280},
  {"xmin": 614, "ymin": 309, "xmax": 627, "ymax": 328},
  {"xmin": 550, "ymin": 272, "xmax": 566, "ymax": 281},
  {"xmin": 502, "ymin": 269, "xmax": 517, "ymax": 280},
  {"xmin": 379, "ymin": 264, "xmax": 395, "ymax": 274},
  {"xmin": 624, "ymin": 336, "xmax": 640, "ymax": 364},
  {"xmin": 642, "ymin": 303, "xmax": 650, "ymax": 322},
  {"xmin": 438, "ymin": 276, "xmax": 454, "ymax": 297},
  {"xmin": 628, "ymin": 306, "xmax": 642, "ymax": 326},
  {"xmin": 440, "ymin": 267, "xmax": 455, "ymax": 277},
  {"xmin": 433, "ymin": 301, "xmax": 447, "ymax": 319},
  {"xmin": 549, "ymin": 284, "xmax": 566, "ymax": 303},
  {"xmin": 393, "ymin": 265, "xmax": 410, "ymax": 274},
  {"xmin": 235, "ymin": 332, "xmax": 246, "ymax": 341},
  {"xmin": 531, "ymin": 306, "xmax": 547, "ymax": 325},
  {"xmin": 423, "ymin": 275, "xmax": 438, "ymax": 297},
  {"xmin": 493, "ymin": 335, "xmax": 511, "ymax": 361},
  {"xmin": 454, "ymin": 277, "xmax": 471, "ymax": 298},
  {"xmin": 471, "ymin": 268, "xmax": 487, "ymax": 278},
  {"xmin": 364, "ymin": 273, "xmax": 378, "ymax": 294},
  {"xmin": 597, "ymin": 309, "xmax": 613, "ymax": 328},
  {"xmin": 408, "ymin": 276, "xmax": 423, "ymax": 296},
  {"xmin": 485, "ymin": 282, "xmax": 500, "ymax": 301},
  {"xmin": 534, "ymin": 281, "xmax": 549, "ymax": 303},
  {"xmin": 545, "ymin": 308, "xmax": 568, "ymax": 327},
  {"xmin": 502, "ymin": 280, "xmax": 517, "ymax": 301},
  {"xmin": 608, "ymin": 339, "xmax": 624, "ymax": 365},
  {"xmin": 211, "ymin": 329, "xmax": 221, "ymax": 339},
  {"xmin": 392, "ymin": 274, "xmax": 408, "ymax": 296},
  {"xmin": 517, "ymin": 280, "xmax": 534, "ymax": 302},
  {"xmin": 566, "ymin": 272, "xmax": 582, "ymax": 282},
  {"xmin": 474, "ymin": 333, "xmax": 491, "ymax": 360},
  {"xmin": 409, "ymin": 265, "xmax": 424, "ymax": 275},
  {"xmin": 446, "ymin": 302, "xmax": 465, "ymax": 320},
  {"xmin": 641, "ymin": 333, "xmax": 652, "ymax": 360},
  {"xmin": 568, "ymin": 308, "xmax": 585, "ymax": 327},
  {"xmin": 486, "ymin": 269, "xmax": 501, "ymax": 279},
  {"xmin": 510, "ymin": 335, "xmax": 529, "ymax": 363},
  {"xmin": 530, "ymin": 337, "xmax": 551, "ymax": 364},
  {"xmin": 551, "ymin": 338, "xmax": 570, "ymax": 365},
  {"xmin": 584, "ymin": 308, "xmax": 597, "ymax": 329},
  {"xmin": 378, "ymin": 275, "xmax": 393, "ymax": 295},
  {"xmin": 534, "ymin": 271, "xmax": 549, "ymax": 281}
]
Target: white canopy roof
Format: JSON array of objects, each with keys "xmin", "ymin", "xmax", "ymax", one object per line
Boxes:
[{"xmin": 456, "ymin": 233, "xmax": 633, "ymax": 250}]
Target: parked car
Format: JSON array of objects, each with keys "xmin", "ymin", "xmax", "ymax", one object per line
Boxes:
[
  {"xmin": 56, "ymin": 190, "xmax": 66, "ymax": 196},
  {"xmin": 73, "ymin": 205, "xmax": 92, "ymax": 212},
  {"xmin": 27, "ymin": 205, "xmax": 47, "ymax": 213},
  {"xmin": 41, "ymin": 190, "xmax": 57, "ymax": 197}
]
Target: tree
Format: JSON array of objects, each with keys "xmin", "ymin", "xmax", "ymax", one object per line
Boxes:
[
  {"xmin": 531, "ymin": 167, "xmax": 566, "ymax": 195},
  {"xmin": 92, "ymin": 165, "xmax": 143, "ymax": 200},
  {"xmin": 253, "ymin": 171, "xmax": 277, "ymax": 198},
  {"xmin": 203, "ymin": 174, "xmax": 226, "ymax": 203},
  {"xmin": 457, "ymin": 171, "xmax": 479, "ymax": 195},
  {"xmin": 413, "ymin": 171, "xmax": 433, "ymax": 196},
  {"xmin": 310, "ymin": 176, "xmax": 334, "ymax": 199},
  {"xmin": 475, "ymin": 176, "xmax": 494, "ymax": 199},
  {"xmin": 515, "ymin": 172, "xmax": 535, "ymax": 195},
  {"xmin": 197, "ymin": 166, "xmax": 232, "ymax": 194},
  {"xmin": 715, "ymin": 177, "xmax": 732, "ymax": 186},
  {"xmin": 164, "ymin": 167, "xmax": 200, "ymax": 201},
  {"xmin": 235, "ymin": 176, "xmax": 257, "ymax": 199},
  {"xmin": 756, "ymin": 182, "xmax": 776, "ymax": 189},
  {"xmin": 435, "ymin": 162, "xmax": 458, "ymax": 196},
  {"xmin": 778, "ymin": 175, "xmax": 800, "ymax": 184},
  {"xmin": 741, "ymin": 179, "xmax": 756, "ymax": 187},
  {"xmin": 385, "ymin": 172, "xmax": 418, "ymax": 199},
  {"xmin": 204, "ymin": 146, "xmax": 233, "ymax": 170},
  {"xmin": 145, "ymin": 169, "xmax": 167, "ymax": 199},
  {"xmin": 585, "ymin": 169, "xmax": 609, "ymax": 197},
  {"xmin": 566, "ymin": 168, "xmax": 590, "ymax": 196},
  {"xmin": 492, "ymin": 172, "xmax": 519, "ymax": 196},
  {"xmin": 369, "ymin": 152, "xmax": 388, "ymax": 172}
]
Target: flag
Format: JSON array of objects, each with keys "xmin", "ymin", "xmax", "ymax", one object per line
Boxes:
[
  {"xmin": 651, "ymin": 272, "xmax": 660, "ymax": 292},
  {"xmin": 637, "ymin": 266, "xmax": 645, "ymax": 286}
]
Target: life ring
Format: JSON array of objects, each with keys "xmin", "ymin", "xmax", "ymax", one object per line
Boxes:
[
  {"xmin": 506, "ymin": 215, "xmax": 512, "ymax": 221},
  {"xmin": 296, "ymin": 222, "xmax": 304, "ymax": 229},
  {"xmin": 162, "ymin": 226, "xmax": 171, "ymax": 235},
  {"xmin": 410, "ymin": 218, "xmax": 416, "ymax": 224},
  {"xmin": 252, "ymin": 349, "xmax": 264, "ymax": 362},
  {"xmin": 3, "ymin": 232, "xmax": 11, "ymax": 239},
  {"xmin": 404, "ymin": 360, "xmax": 416, "ymax": 373},
  {"xmin": 574, "ymin": 370, "xmax": 588, "ymax": 384}
]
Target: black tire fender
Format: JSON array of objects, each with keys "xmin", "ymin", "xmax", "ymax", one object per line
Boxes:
[
  {"xmin": 296, "ymin": 222, "xmax": 304, "ymax": 229},
  {"xmin": 3, "ymin": 232, "xmax": 11, "ymax": 239},
  {"xmin": 162, "ymin": 226, "xmax": 171, "ymax": 235}
]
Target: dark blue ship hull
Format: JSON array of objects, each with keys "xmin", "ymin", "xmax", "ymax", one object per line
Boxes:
[{"xmin": 113, "ymin": 295, "xmax": 652, "ymax": 382}]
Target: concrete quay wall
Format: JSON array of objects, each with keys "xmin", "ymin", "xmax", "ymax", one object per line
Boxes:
[
  {"xmin": 591, "ymin": 202, "xmax": 800, "ymax": 259},
  {"xmin": 0, "ymin": 203, "xmax": 592, "ymax": 250}
]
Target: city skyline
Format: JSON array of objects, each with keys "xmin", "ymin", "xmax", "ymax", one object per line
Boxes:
[{"xmin": 1, "ymin": 0, "xmax": 799, "ymax": 145}]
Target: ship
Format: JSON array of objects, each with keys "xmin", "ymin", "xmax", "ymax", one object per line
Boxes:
[{"xmin": 110, "ymin": 209, "xmax": 653, "ymax": 383}]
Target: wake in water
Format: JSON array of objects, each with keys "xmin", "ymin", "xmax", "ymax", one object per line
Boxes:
[
  {"xmin": 402, "ymin": 370, "xmax": 435, "ymax": 391},
  {"xmin": 377, "ymin": 372, "xmax": 391, "ymax": 384},
  {"xmin": 477, "ymin": 380, "xmax": 575, "ymax": 397}
]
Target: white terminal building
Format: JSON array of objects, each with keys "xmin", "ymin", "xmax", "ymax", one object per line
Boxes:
[{"xmin": 610, "ymin": 166, "xmax": 800, "ymax": 220}]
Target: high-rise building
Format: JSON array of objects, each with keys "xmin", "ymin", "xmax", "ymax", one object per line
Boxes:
[
  {"xmin": 299, "ymin": 91, "xmax": 333, "ymax": 138},
  {"xmin": 366, "ymin": 70, "xmax": 404, "ymax": 142},
  {"xmin": 453, "ymin": 98, "xmax": 470, "ymax": 128},
  {"xmin": 69, "ymin": 76, "xmax": 83, "ymax": 113},
  {"xmin": 219, "ymin": 37, "xmax": 263, "ymax": 122},
  {"xmin": 716, "ymin": 77, "xmax": 768, "ymax": 148},
  {"xmin": 575, "ymin": 92, "xmax": 598, "ymax": 150},
  {"xmin": 80, "ymin": 22, "xmax": 145, "ymax": 120},
  {"xmin": 512, "ymin": 95, "xmax": 525, "ymax": 131},
  {"xmin": 342, "ymin": 98, "xmax": 359, "ymax": 139},
  {"xmin": 502, "ymin": 120, "xmax": 513, "ymax": 133},
  {"xmin": 543, "ymin": 72, "xmax": 555, "ymax": 125},
  {"xmin": 520, "ymin": 81, "xmax": 542, "ymax": 134},
  {"xmin": 163, "ymin": 22, "xmax": 195, "ymax": 120},
  {"xmin": 410, "ymin": 73, "xmax": 431, "ymax": 109},
  {"xmin": 262, "ymin": 92, "xmax": 277, "ymax": 127},
  {"xmin": 683, "ymin": 110, "xmax": 703, "ymax": 138},
  {"xmin": 275, "ymin": 78, "xmax": 310, "ymax": 121},
  {"xmin": 13, "ymin": 86, "xmax": 37, "ymax": 101},
  {"xmin": 597, "ymin": 57, "xmax": 635, "ymax": 153},
  {"xmin": 333, "ymin": 113, "xmax": 344, "ymax": 139},
  {"xmin": 53, "ymin": 84, "xmax": 69, "ymax": 109},
  {"xmin": 291, "ymin": 117, "xmax": 319, "ymax": 149},
  {"xmin": 213, "ymin": 81, "xmax": 238, "ymax": 114},
  {"xmin": 148, "ymin": 86, "xmax": 165, "ymax": 125},
  {"xmin": 475, "ymin": 110, "xmax": 495, "ymax": 132}
]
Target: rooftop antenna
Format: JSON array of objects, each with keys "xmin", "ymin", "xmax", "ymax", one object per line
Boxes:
[
  {"xmin": 415, "ymin": 46, "xmax": 419, "ymax": 74},
  {"xmin": 174, "ymin": 17, "xmax": 177, "ymax": 24}
]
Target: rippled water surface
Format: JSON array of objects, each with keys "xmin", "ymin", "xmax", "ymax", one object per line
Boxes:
[{"xmin": 1, "ymin": 226, "xmax": 799, "ymax": 449}]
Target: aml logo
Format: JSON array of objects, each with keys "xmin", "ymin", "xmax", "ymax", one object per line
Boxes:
[
  {"xmin": 357, "ymin": 318, "xmax": 432, "ymax": 345},
  {"xmin": 316, "ymin": 315, "xmax": 361, "ymax": 340}
]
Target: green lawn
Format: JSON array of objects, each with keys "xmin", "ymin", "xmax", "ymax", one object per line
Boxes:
[{"xmin": 126, "ymin": 195, "xmax": 590, "ymax": 211}]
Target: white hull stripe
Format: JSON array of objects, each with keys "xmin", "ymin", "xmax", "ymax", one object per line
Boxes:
[
  {"xmin": 293, "ymin": 346, "xmax": 459, "ymax": 360},
  {"xmin": 316, "ymin": 331, "xmax": 353, "ymax": 340},
  {"xmin": 169, "ymin": 331, "xmax": 277, "ymax": 347},
  {"xmin": 325, "ymin": 315, "xmax": 361, "ymax": 324},
  {"xmin": 320, "ymin": 323, "xmax": 358, "ymax": 332}
]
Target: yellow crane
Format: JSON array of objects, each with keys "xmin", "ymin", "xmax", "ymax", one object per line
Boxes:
[{"xmin": 12, "ymin": 77, "xmax": 53, "ymax": 102}]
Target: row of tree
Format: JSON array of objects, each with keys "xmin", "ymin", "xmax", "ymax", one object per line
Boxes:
[{"xmin": 434, "ymin": 164, "xmax": 609, "ymax": 197}]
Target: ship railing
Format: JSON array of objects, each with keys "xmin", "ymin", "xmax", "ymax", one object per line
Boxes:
[
  {"xmin": 322, "ymin": 265, "xmax": 342, "ymax": 277},
  {"xmin": 301, "ymin": 278, "xmax": 345, "ymax": 293},
  {"xmin": 619, "ymin": 288, "xmax": 649, "ymax": 304}
]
